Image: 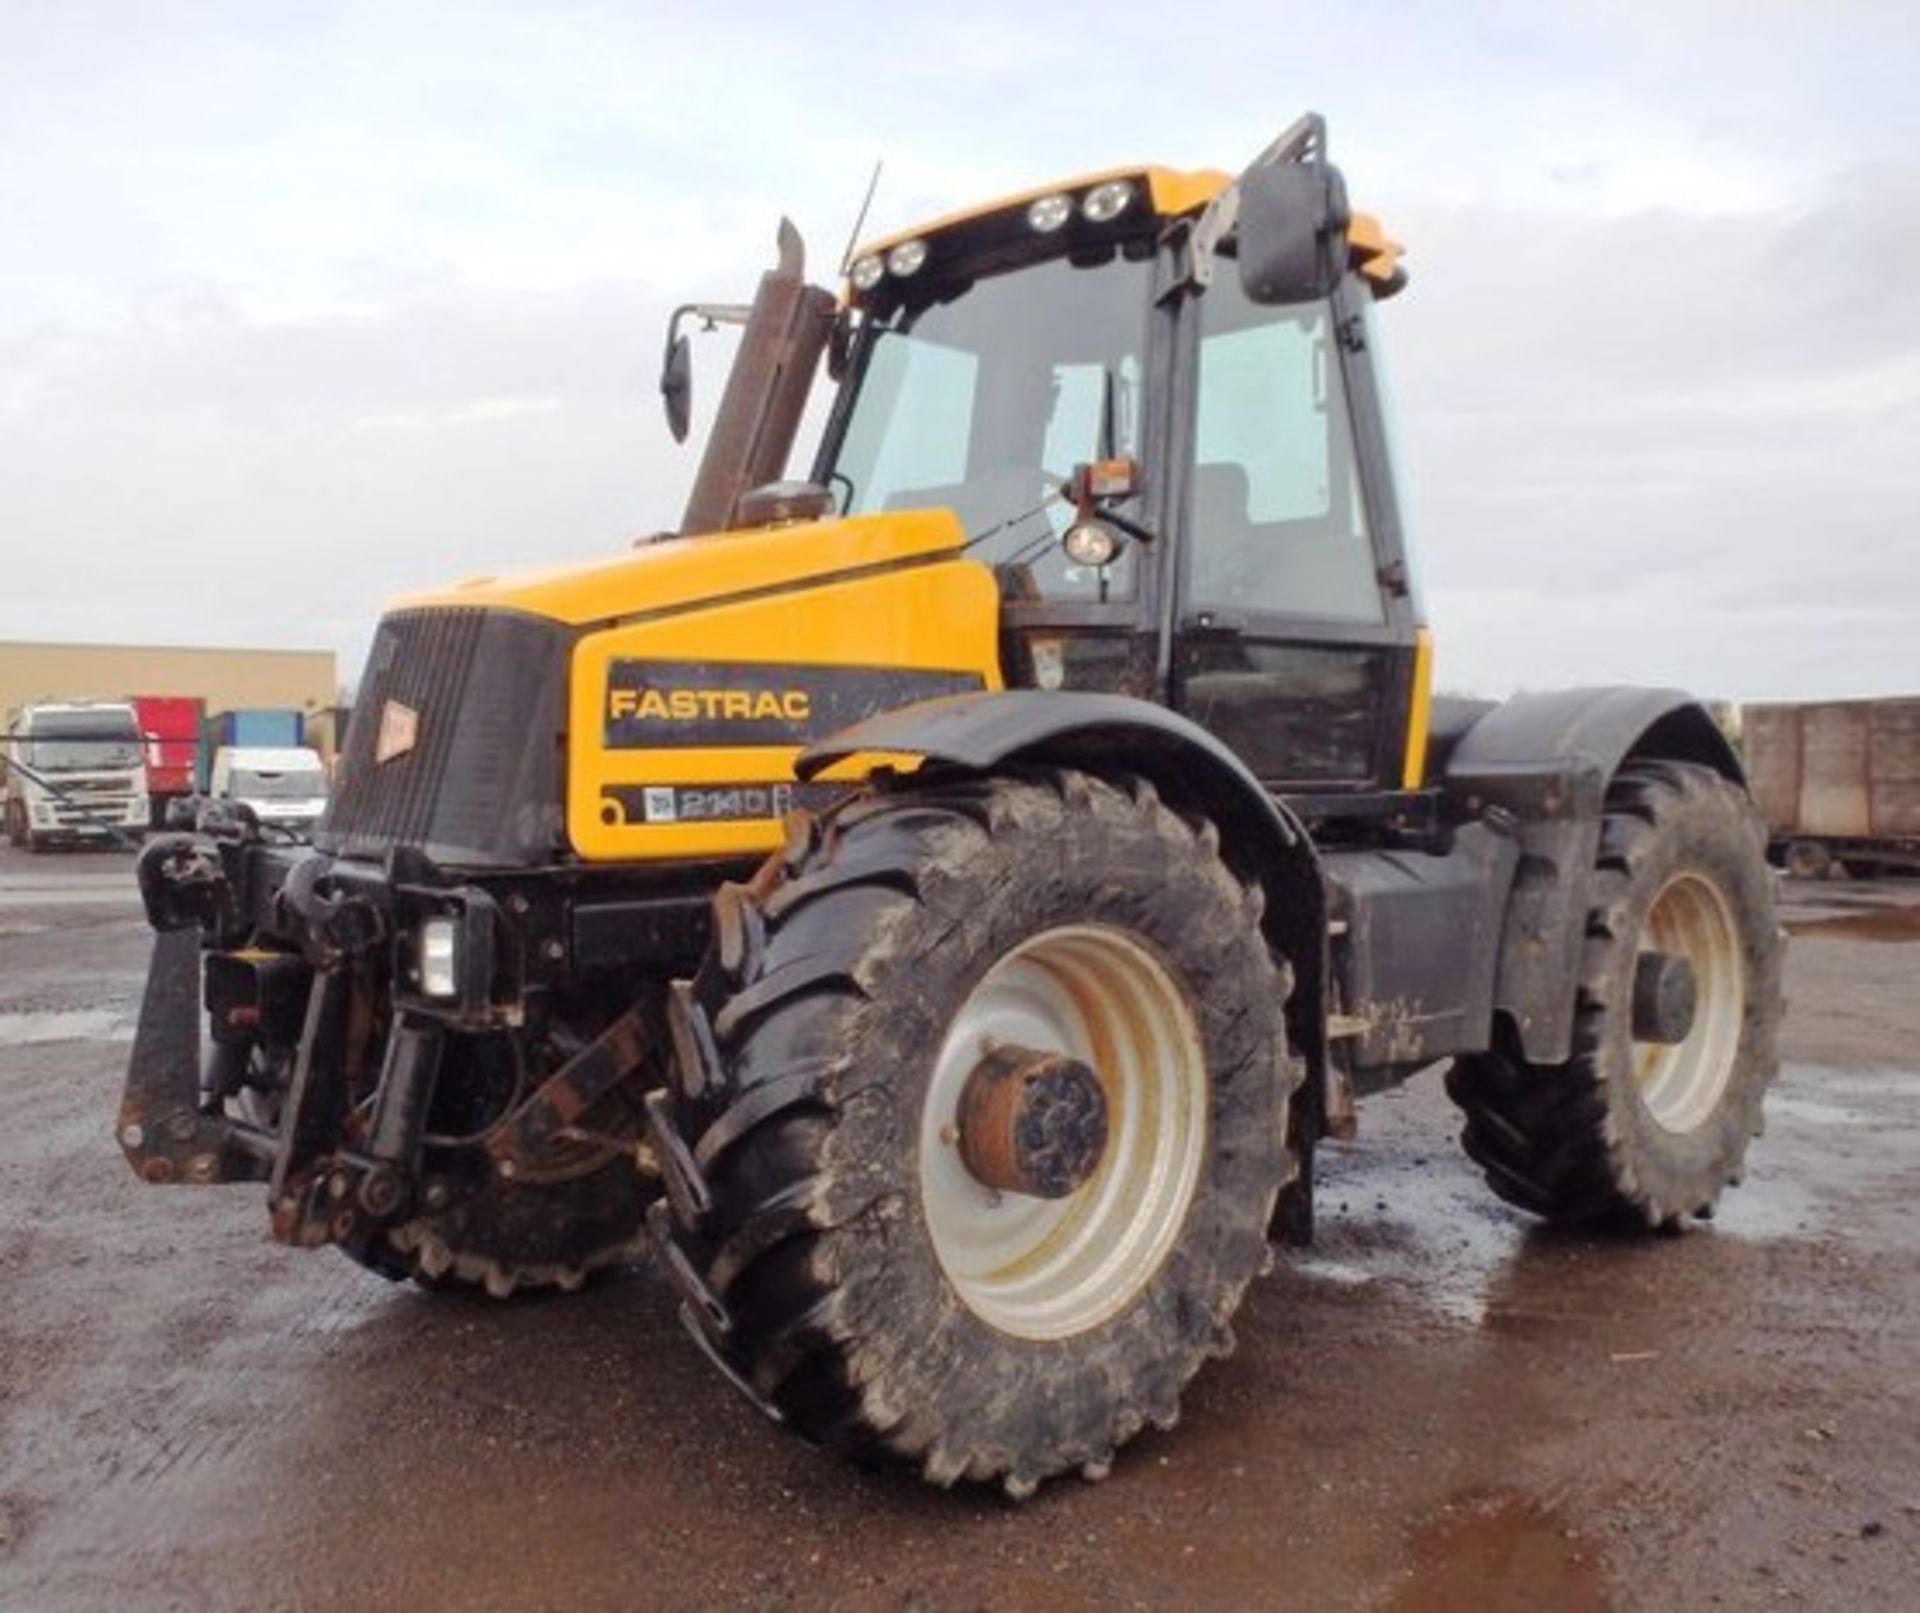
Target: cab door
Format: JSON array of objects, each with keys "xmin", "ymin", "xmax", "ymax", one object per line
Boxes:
[{"xmin": 1172, "ymin": 269, "xmax": 1427, "ymax": 797}]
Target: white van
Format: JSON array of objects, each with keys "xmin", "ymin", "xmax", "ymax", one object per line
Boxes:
[{"xmin": 209, "ymin": 746, "xmax": 330, "ymax": 838}]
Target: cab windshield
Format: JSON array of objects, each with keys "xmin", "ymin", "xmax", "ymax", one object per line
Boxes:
[
  {"xmin": 823, "ymin": 251, "xmax": 1153, "ymax": 601},
  {"xmin": 21, "ymin": 721, "xmax": 142, "ymax": 773}
]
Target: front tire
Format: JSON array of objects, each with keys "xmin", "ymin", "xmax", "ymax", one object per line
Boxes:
[
  {"xmin": 661, "ymin": 769, "xmax": 1297, "ymax": 1494},
  {"xmin": 1447, "ymin": 761, "xmax": 1781, "ymax": 1230}
]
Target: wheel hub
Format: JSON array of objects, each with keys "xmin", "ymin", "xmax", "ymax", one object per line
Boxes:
[
  {"xmin": 957, "ymin": 1044, "xmax": 1109, "ymax": 1199},
  {"xmin": 1631, "ymin": 950, "xmax": 1698, "ymax": 1045}
]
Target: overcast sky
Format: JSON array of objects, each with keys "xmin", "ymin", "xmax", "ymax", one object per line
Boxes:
[{"xmin": 3, "ymin": 0, "xmax": 1916, "ymax": 703}]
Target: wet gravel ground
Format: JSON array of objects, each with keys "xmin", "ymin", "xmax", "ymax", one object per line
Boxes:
[{"xmin": 0, "ymin": 845, "xmax": 1916, "ymax": 1611}]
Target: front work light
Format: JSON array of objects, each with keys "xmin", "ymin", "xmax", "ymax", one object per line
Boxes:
[
  {"xmin": 1062, "ymin": 520, "xmax": 1121, "ymax": 568},
  {"xmin": 886, "ymin": 239, "xmax": 928, "ymax": 277},
  {"xmin": 849, "ymin": 254, "xmax": 885, "ymax": 292},
  {"xmin": 1026, "ymin": 193, "xmax": 1072, "ymax": 233},
  {"xmin": 1081, "ymin": 180, "xmax": 1133, "ymax": 223},
  {"xmin": 419, "ymin": 916, "xmax": 460, "ymax": 999}
]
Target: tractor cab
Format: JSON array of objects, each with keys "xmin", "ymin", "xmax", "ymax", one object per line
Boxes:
[{"xmin": 678, "ymin": 115, "xmax": 1430, "ymax": 811}]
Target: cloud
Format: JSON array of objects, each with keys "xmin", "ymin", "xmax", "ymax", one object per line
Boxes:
[
  {"xmin": 1390, "ymin": 162, "xmax": 1920, "ymax": 697},
  {"xmin": 1, "ymin": 1, "xmax": 1916, "ymax": 710}
]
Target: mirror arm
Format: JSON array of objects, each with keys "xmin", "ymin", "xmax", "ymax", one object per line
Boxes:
[
  {"xmin": 1180, "ymin": 110, "xmax": 1330, "ymax": 293},
  {"xmin": 662, "ymin": 301, "xmax": 753, "ymax": 375}
]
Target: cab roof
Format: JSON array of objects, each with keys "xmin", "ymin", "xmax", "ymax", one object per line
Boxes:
[
  {"xmin": 851, "ymin": 162, "xmax": 1404, "ymax": 297},
  {"xmin": 854, "ymin": 164, "xmax": 1232, "ymax": 260}
]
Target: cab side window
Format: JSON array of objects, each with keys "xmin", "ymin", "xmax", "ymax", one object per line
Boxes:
[{"xmin": 1189, "ymin": 287, "xmax": 1383, "ymax": 624}]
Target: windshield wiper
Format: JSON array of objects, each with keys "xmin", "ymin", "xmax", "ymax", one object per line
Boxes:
[{"xmin": 960, "ymin": 492, "xmax": 1061, "ymax": 555}]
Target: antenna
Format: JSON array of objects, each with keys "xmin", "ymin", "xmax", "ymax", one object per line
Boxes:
[{"xmin": 838, "ymin": 159, "xmax": 884, "ymax": 275}]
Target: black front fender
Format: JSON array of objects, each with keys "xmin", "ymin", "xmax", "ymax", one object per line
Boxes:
[{"xmin": 799, "ymin": 690, "xmax": 1329, "ymax": 1111}]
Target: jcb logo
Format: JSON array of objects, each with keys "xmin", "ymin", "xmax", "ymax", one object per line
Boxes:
[{"xmin": 607, "ymin": 688, "xmax": 812, "ymax": 723}]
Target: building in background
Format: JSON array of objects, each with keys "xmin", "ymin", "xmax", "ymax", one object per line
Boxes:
[
  {"xmin": 0, "ymin": 640, "xmax": 337, "ymax": 723},
  {"xmin": 1, "ymin": 641, "xmax": 340, "ymax": 825}
]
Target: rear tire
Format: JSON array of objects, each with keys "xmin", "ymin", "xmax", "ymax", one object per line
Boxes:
[
  {"xmin": 1446, "ymin": 761, "xmax": 1781, "ymax": 1230},
  {"xmin": 659, "ymin": 769, "xmax": 1297, "ymax": 1495}
]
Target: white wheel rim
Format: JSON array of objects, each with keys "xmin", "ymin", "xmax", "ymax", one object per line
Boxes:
[
  {"xmin": 1632, "ymin": 872, "xmax": 1746, "ymax": 1133},
  {"xmin": 917, "ymin": 924, "xmax": 1209, "ymax": 1341}
]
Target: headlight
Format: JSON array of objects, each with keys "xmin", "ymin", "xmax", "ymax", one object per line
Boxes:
[
  {"xmin": 1081, "ymin": 180, "xmax": 1133, "ymax": 223},
  {"xmin": 1026, "ymin": 193, "xmax": 1072, "ymax": 233},
  {"xmin": 886, "ymin": 238, "xmax": 927, "ymax": 277},
  {"xmin": 1062, "ymin": 520, "xmax": 1121, "ymax": 567},
  {"xmin": 418, "ymin": 916, "xmax": 460, "ymax": 999},
  {"xmin": 849, "ymin": 254, "xmax": 885, "ymax": 292}
]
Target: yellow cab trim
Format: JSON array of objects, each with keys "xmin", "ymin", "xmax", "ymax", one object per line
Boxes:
[
  {"xmin": 1401, "ymin": 627, "xmax": 1434, "ymax": 789},
  {"xmin": 1348, "ymin": 211, "xmax": 1406, "ymax": 288},
  {"xmin": 855, "ymin": 165, "xmax": 1232, "ymax": 261},
  {"xmin": 852, "ymin": 165, "xmax": 1403, "ymax": 296}
]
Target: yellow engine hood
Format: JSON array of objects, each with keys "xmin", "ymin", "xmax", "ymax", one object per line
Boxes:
[{"xmin": 396, "ymin": 509, "xmax": 970, "ymax": 627}]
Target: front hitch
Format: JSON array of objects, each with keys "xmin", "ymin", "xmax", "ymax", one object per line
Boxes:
[{"xmin": 116, "ymin": 927, "xmax": 274, "ymax": 1186}]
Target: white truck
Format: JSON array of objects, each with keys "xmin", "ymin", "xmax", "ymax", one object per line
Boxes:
[
  {"xmin": 208, "ymin": 746, "xmax": 330, "ymax": 839},
  {"xmin": 2, "ymin": 700, "xmax": 151, "ymax": 852}
]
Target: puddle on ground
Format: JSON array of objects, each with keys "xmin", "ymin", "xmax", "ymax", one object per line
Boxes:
[
  {"xmin": 1767, "ymin": 1092, "xmax": 1874, "ymax": 1128},
  {"xmin": 1709, "ymin": 1171, "xmax": 1826, "ymax": 1242},
  {"xmin": 1785, "ymin": 904, "xmax": 1920, "ymax": 942},
  {"xmin": 1305, "ymin": 1156, "xmax": 1531, "ymax": 1328},
  {"xmin": 1796, "ymin": 1064, "xmax": 1920, "ymax": 1099},
  {"xmin": 1381, "ymin": 1492, "xmax": 1608, "ymax": 1613},
  {"xmin": 0, "ymin": 1008, "xmax": 137, "ymax": 1046}
]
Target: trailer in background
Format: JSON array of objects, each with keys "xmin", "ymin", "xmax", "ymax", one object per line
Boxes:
[
  {"xmin": 132, "ymin": 695, "xmax": 205, "ymax": 828},
  {"xmin": 1743, "ymin": 698, "xmax": 1920, "ymax": 878}
]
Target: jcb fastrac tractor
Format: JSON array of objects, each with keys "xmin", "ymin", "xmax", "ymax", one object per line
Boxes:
[{"xmin": 122, "ymin": 116, "xmax": 1781, "ymax": 1496}]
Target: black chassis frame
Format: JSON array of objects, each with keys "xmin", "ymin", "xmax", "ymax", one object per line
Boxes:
[{"xmin": 119, "ymin": 817, "xmax": 744, "ymax": 1255}]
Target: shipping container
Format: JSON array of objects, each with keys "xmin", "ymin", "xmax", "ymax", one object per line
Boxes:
[
  {"xmin": 204, "ymin": 707, "xmax": 303, "ymax": 751},
  {"xmin": 1743, "ymin": 698, "xmax": 1920, "ymax": 877}
]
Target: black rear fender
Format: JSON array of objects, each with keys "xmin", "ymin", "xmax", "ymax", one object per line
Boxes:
[{"xmin": 1445, "ymin": 686, "xmax": 1744, "ymax": 1065}]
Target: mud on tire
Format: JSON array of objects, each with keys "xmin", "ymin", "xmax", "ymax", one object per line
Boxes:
[
  {"xmin": 659, "ymin": 768, "xmax": 1298, "ymax": 1495},
  {"xmin": 1447, "ymin": 760, "xmax": 1782, "ymax": 1230}
]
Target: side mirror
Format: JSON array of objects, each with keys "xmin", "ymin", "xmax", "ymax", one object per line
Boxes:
[
  {"xmin": 661, "ymin": 333, "xmax": 692, "ymax": 444},
  {"xmin": 1236, "ymin": 161, "xmax": 1350, "ymax": 305}
]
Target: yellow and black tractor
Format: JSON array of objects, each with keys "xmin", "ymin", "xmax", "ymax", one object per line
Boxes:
[{"xmin": 121, "ymin": 115, "xmax": 1781, "ymax": 1496}]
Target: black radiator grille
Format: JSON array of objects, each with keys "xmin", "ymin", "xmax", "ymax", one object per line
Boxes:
[{"xmin": 317, "ymin": 608, "xmax": 568, "ymax": 868}]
